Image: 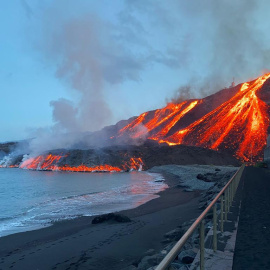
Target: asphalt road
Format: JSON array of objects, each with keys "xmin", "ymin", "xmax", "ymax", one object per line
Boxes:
[{"xmin": 233, "ymin": 167, "xmax": 270, "ymax": 270}]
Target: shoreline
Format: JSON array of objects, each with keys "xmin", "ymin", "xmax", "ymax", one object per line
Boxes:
[
  {"xmin": 0, "ymin": 170, "xmax": 191, "ymax": 242},
  {"xmin": 0, "ymin": 170, "xmax": 202, "ymax": 270},
  {"xmin": 0, "ymin": 169, "xmax": 167, "ymax": 238},
  {"xmin": 0, "ymin": 170, "xmax": 182, "ymax": 239}
]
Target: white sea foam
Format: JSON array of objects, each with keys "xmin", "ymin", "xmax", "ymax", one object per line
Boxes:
[{"xmin": 0, "ymin": 169, "xmax": 167, "ymax": 237}]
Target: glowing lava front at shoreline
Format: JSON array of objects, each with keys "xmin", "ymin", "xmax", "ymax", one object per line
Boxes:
[{"xmin": 19, "ymin": 154, "xmax": 144, "ymax": 172}]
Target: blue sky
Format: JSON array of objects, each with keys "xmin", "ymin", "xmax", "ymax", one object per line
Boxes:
[{"xmin": 1, "ymin": 0, "xmax": 270, "ymax": 142}]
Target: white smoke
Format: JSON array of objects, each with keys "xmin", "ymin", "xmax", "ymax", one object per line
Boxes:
[
  {"xmin": 25, "ymin": 0, "xmax": 270, "ymax": 154},
  {"xmin": 27, "ymin": 2, "xmax": 181, "ymax": 154},
  {"xmin": 0, "ymin": 155, "xmax": 13, "ymax": 167},
  {"xmin": 28, "ymin": 14, "xmax": 119, "ymax": 153},
  {"xmin": 40, "ymin": 14, "xmax": 113, "ymax": 134},
  {"xmin": 126, "ymin": 0, "xmax": 270, "ymax": 97}
]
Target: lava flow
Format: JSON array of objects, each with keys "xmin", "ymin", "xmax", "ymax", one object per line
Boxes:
[
  {"xmin": 162, "ymin": 73, "xmax": 270, "ymax": 161},
  {"xmin": 118, "ymin": 100, "xmax": 200, "ymax": 139},
  {"xmin": 118, "ymin": 73, "xmax": 270, "ymax": 162},
  {"xmin": 20, "ymin": 154, "xmax": 64, "ymax": 170},
  {"xmin": 20, "ymin": 154, "xmax": 144, "ymax": 172}
]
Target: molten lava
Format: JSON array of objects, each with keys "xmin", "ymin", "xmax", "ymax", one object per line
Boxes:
[
  {"xmin": 149, "ymin": 100, "xmax": 199, "ymax": 141},
  {"xmin": 20, "ymin": 154, "xmax": 144, "ymax": 172},
  {"xmin": 56, "ymin": 164, "xmax": 123, "ymax": 172},
  {"xmin": 118, "ymin": 73, "xmax": 270, "ymax": 162},
  {"xmin": 162, "ymin": 73, "xmax": 270, "ymax": 161},
  {"xmin": 118, "ymin": 100, "xmax": 200, "ymax": 139},
  {"xmin": 8, "ymin": 165, "xmax": 19, "ymax": 168},
  {"xmin": 20, "ymin": 154, "xmax": 64, "ymax": 170}
]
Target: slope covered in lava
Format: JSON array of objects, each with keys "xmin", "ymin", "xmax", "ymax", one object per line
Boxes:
[
  {"xmin": 116, "ymin": 74, "xmax": 270, "ymax": 162},
  {"xmin": 2, "ymin": 74, "xmax": 269, "ymax": 170}
]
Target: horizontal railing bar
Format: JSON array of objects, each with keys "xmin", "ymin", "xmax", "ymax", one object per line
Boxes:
[{"xmin": 156, "ymin": 164, "xmax": 245, "ymax": 270}]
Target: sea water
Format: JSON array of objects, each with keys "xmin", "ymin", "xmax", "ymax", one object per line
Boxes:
[{"xmin": 0, "ymin": 168, "xmax": 167, "ymax": 237}]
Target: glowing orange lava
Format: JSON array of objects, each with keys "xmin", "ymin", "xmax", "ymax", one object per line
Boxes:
[
  {"xmin": 162, "ymin": 73, "xmax": 270, "ymax": 161},
  {"xmin": 8, "ymin": 165, "xmax": 19, "ymax": 168},
  {"xmin": 149, "ymin": 100, "xmax": 199, "ymax": 140},
  {"xmin": 20, "ymin": 154, "xmax": 144, "ymax": 172},
  {"xmin": 118, "ymin": 73, "xmax": 270, "ymax": 162},
  {"xmin": 118, "ymin": 100, "xmax": 200, "ymax": 139},
  {"xmin": 57, "ymin": 164, "xmax": 122, "ymax": 172},
  {"xmin": 20, "ymin": 155, "xmax": 63, "ymax": 170},
  {"xmin": 0, "ymin": 164, "xmax": 19, "ymax": 168}
]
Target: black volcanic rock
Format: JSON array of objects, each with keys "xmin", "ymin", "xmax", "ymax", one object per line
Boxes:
[
  {"xmin": 197, "ymin": 173, "xmax": 209, "ymax": 181},
  {"xmin": 92, "ymin": 213, "xmax": 131, "ymax": 224},
  {"xmin": 55, "ymin": 144, "xmax": 240, "ymax": 169},
  {"xmin": 139, "ymin": 144, "xmax": 240, "ymax": 169},
  {"xmin": 258, "ymin": 77, "xmax": 270, "ymax": 104},
  {"xmin": 0, "ymin": 142, "xmax": 17, "ymax": 155}
]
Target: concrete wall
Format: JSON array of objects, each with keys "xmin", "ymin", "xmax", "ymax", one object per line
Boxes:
[{"xmin": 264, "ymin": 135, "xmax": 270, "ymax": 164}]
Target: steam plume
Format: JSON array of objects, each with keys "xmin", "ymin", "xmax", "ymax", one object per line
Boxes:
[
  {"xmin": 27, "ymin": 0, "xmax": 270, "ymax": 154},
  {"xmin": 127, "ymin": 0, "xmax": 270, "ymax": 98},
  {"xmin": 175, "ymin": 0, "xmax": 270, "ymax": 96}
]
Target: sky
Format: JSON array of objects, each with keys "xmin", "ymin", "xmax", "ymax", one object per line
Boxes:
[{"xmin": 1, "ymin": 0, "xmax": 270, "ymax": 143}]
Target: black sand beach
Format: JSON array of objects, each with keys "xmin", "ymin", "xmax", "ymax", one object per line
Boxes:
[{"xmin": 0, "ymin": 173, "xmax": 201, "ymax": 270}]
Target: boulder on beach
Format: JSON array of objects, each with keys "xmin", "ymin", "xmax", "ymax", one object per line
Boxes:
[
  {"xmin": 178, "ymin": 249, "xmax": 197, "ymax": 264},
  {"xmin": 92, "ymin": 213, "xmax": 131, "ymax": 224}
]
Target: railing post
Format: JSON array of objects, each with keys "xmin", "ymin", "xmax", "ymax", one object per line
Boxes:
[
  {"xmin": 229, "ymin": 184, "xmax": 232, "ymax": 206},
  {"xmin": 200, "ymin": 220, "xmax": 205, "ymax": 270},
  {"xmin": 220, "ymin": 194, "xmax": 224, "ymax": 232},
  {"xmin": 213, "ymin": 204, "xmax": 217, "ymax": 252},
  {"xmin": 227, "ymin": 185, "xmax": 230, "ymax": 208},
  {"xmin": 234, "ymin": 176, "xmax": 237, "ymax": 194},
  {"xmin": 232, "ymin": 178, "xmax": 235, "ymax": 197},
  {"xmin": 228, "ymin": 186, "xmax": 231, "ymax": 209},
  {"xmin": 225, "ymin": 189, "xmax": 228, "ymax": 221},
  {"xmin": 230, "ymin": 184, "xmax": 232, "ymax": 206}
]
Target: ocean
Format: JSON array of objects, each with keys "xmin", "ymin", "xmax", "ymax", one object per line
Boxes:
[{"xmin": 0, "ymin": 168, "xmax": 167, "ymax": 237}]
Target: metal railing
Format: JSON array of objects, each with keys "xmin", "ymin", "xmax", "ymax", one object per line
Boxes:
[{"xmin": 156, "ymin": 164, "xmax": 245, "ymax": 270}]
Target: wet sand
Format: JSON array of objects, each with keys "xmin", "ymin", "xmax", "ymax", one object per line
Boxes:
[{"xmin": 0, "ymin": 173, "xmax": 201, "ymax": 270}]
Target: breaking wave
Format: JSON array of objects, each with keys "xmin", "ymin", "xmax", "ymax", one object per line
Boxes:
[{"xmin": 0, "ymin": 169, "xmax": 167, "ymax": 237}]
